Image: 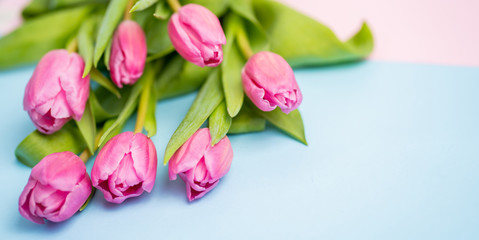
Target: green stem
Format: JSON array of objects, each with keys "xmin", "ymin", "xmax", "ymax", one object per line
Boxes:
[
  {"xmin": 66, "ymin": 38, "xmax": 78, "ymax": 53},
  {"xmin": 134, "ymin": 65, "xmax": 155, "ymax": 134},
  {"xmin": 167, "ymin": 0, "xmax": 181, "ymax": 12},
  {"xmin": 79, "ymin": 149, "xmax": 92, "ymax": 163},
  {"xmin": 124, "ymin": 0, "xmax": 134, "ymax": 19},
  {"xmin": 237, "ymin": 27, "xmax": 254, "ymax": 59}
]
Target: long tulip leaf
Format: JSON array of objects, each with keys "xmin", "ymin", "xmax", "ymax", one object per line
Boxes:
[
  {"xmin": 253, "ymin": 0, "xmax": 374, "ymax": 67},
  {"xmin": 163, "ymin": 69, "xmax": 223, "ymax": 164},
  {"xmin": 0, "ymin": 6, "xmax": 91, "ymax": 69},
  {"xmin": 93, "ymin": 0, "xmax": 128, "ymax": 66},
  {"xmin": 15, "ymin": 122, "xmax": 86, "ymax": 168},
  {"xmin": 209, "ymin": 101, "xmax": 232, "ymax": 146}
]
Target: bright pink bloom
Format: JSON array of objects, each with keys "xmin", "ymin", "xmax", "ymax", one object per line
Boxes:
[
  {"xmin": 23, "ymin": 50, "xmax": 90, "ymax": 134},
  {"xmin": 91, "ymin": 132, "xmax": 157, "ymax": 204},
  {"xmin": 168, "ymin": 4, "xmax": 226, "ymax": 67},
  {"xmin": 242, "ymin": 51, "xmax": 303, "ymax": 114},
  {"xmin": 110, "ymin": 20, "xmax": 147, "ymax": 88},
  {"xmin": 169, "ymin": 128, "xmax": 233, "ymax": 201},
  {"xmin": 18, "ymin": 152, "xmax": 92, "ymax": 224}
]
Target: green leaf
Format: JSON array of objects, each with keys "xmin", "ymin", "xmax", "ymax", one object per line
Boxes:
[
  {"xmin": 145, "ymin": 18, "xmax": 174, "ymax": 59},
  {"xmin": 153, "ymin": 0, "xmax": 172, "ymax": 19},
  {"xmin": 180, "ymin": 0, "xmax": 228, "ymax": 16},
  {"xmin": 156, "ymin": 55, "xmax": 211, "ymax": 100},
  {"xmin": 103, "ymin": 39, "xmax": 112, "ymax": 70},
  {"xmin": 0, "ymin": 6, "xmax": 91, "ymax": 69},
  {"xmin": 93, "ymin": 0, "xmax": 129, "ymax": 66},
  {"xmin": 164, "ymin": 69, "xmax": 223, "ymax": 164},
  {"xmin": 131, "ymin": 3, "xmax": 155, "ymax": 27},
  {"xmin": 252, "ymin": 0, "xmax": 373, "ymax": 67},
  {"xmin": 90, "ymin": 68, "xmax": 121, "ymax": 98},
  {"xmin": 75, "ymin": 98, "xmax": 96, "ymax": 154},
  {"xmin": 22, "ymin": 0, "xmax": 100, "ymax": 18},
  {"xmin": 15, "ymin": 122, "xmax": 87, "ymax": 168},
  {"xmin": 78, "ymin": 17, "xmax": 97, "ymax": 77},
  {"xmin": 228, "ymin": 104, "xmax": 265, "ymax": 134},
  {"xmin": 97, "ymin": 118, "xmax": 125, "ymax": 149},
  {"xmin": 222, "ymin": 20, "xmax": 246, "ymax": 117},
  {"xmin": 130, "ymin": 0, "xmax": 158, "ymax": 12},
  {"xmin": 252, "ymin": 105, "xmax": 307, "ymax": 145},
  {"xmin": 98, "ymin": 74, "xmax": 145, "ymax": 146},
  {"xmin": 209, "ymin": 101, "xmax": 232, "ymax": 145},
  {"xmin": 90, "ymin": 89, "xmax": 117, "ymax": 122}
]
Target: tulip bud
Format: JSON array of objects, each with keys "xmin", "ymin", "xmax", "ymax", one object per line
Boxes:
[
  {"xmin": 110, "ymin": 20, "xmax": 147, "ymax": 88},
  {"xmin": 18, "ymin": 152, "xmax": 92, "ymax": 224},
  {"xmin": 91, "ymin": 132, "xmax": 157, "ymax": 204},
  {"xmin": 168, "ymin": 4, "xmax": 226, "ymax": 67},
  {"xmin": 242, "ymin": 51, "xmax": 303, "ymax": 114},
  {"xmin": 169, "ymin": 128, "xmax": 233, "ymax": 201},
  {"xmin": 23, "ymin": 50, "xmax": 90, "ymax": 134}
]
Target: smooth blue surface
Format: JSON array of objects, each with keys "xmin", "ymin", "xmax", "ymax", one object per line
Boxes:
[{"xmin": 0, "ymin": 61, "xmax": 478, "ymax": 239}]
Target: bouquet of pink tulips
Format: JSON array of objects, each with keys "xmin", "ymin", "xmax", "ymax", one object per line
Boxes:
[{"xmin": 0, "ymin": 0, "xmax": 373, "ymax": 224}]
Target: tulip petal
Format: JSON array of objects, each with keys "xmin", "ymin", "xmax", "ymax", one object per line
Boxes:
[
  {"xmin": 60, "ymin": 52, "xmax": 89, "ymax": 121},
  {"xmin": 168, "ymin": 129, "xmax": 210, "ymax": 180},
  {"xmin": 92, "ymin": 132, "xmax": 133, "ymax": 186},
  {"xmin": 178, "ymin": 4, "xmax": 226, "ymax": 45},
  {"xmin": 130, "ymin": 133, "xmax": 150, "ymax": 180},
  {"xmin": 24, "ymin": 50, "xmax": 68, "ymax": 111},
  {"xmin": 185, "ymin": 180, "xmax": 219, "ymax": 202},
  {"xmin": 50, "ymin": 91, "xmax": 73, "ymax": 119},
  {"xmin": 168, "ymin": 13, "xmax": 203, "ymax": 66},
  {"xmin": 18, "ymin": 179, "xmax": 44, "ymax": 224},
  {"xmin": 50, "ymin": 174, "xmax": 91, "ymax": 222},
  {"xmin": 118, "ymin": 21, "xmax": 146, "ymax": 82},
  {"xmin": 204, "ymin": 136, "xmax": 233, "ymax": 180},
  {"xmin": 193, "ymin": 158, "xmax": 208, "ymax": 183},
  {"xmin": 111, "ymin": 153, "xmax": 142, "ymax": 189},
  {"xmin": 142, "ymin": 137, "xmax": 158, "ymax": 192},
  {"xmin": 31, "ymin": 152, "xmax": 86, "ymax": 191},
  {"xmin": 241, "ymin": 70, "xmax": 276, "ymax": 112}
]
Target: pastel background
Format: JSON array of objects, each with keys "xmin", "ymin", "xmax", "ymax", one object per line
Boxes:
[{"xmin": 1, "ymin": 0, "xmax": 478, "ymax": 66}]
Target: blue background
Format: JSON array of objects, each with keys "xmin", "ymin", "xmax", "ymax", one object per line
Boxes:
[{"xmin": 1, "ymin": 61, "xmax": 478, "ymax": 239}]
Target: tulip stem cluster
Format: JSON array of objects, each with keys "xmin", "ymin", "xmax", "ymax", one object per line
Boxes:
[
  {"xmin": 134, "ymin": 68, "xmax": 154, "ymax": 134},
  {"xmin": 237, "ymin": 27, "xmax": 254, "ymax": 59},
  {"xmin": 167, "ymin": 0, "xmax": 182, "ymax": 12}
]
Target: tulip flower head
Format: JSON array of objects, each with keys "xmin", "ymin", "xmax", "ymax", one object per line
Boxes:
[
  {"xmin": 18, "ymin": 152, "xmax": 92, "ymax": 224},
  {"xmin": 242, "ymin": 51, "xmax": 303, "ymax": 114},
  {"xmin": 169, "ymin": 128, "xmax": 233, "ymax": 201},
  {"xmin": 110, "ymin": 20, "xmax": 147, "ymax": 88},
  {"xmin": 168, "ymin": 4, "xmax": 226, "ymax": 67},
  {"xmin": 91, "ymin": 132, "xmax": 157, "ymax": 204},
  {"xmin": 23, "ymin": 50, "xmax": 90, "ymax": 134}
]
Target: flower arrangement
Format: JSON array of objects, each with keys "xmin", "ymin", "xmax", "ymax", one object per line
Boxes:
[{"xmin": 0, "ymin": 0, "xmax": 373, "ymax": 224}]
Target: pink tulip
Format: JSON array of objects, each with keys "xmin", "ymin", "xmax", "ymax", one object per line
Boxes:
[
  {"xmin": 168, "ymin": 4, "xmax": 226, "ymax": 67},
  {"xmin": 110, "ymin": 20, "xmax": 147, "ymax": 88},
  {"xmin": 18, "ymin": 152, "xmax": 92, "ymax": 224},
  {"xmin": 169, "ymin": 128, "xmax": 233, "ymax": 201},
  {"xmin": 242, "ymin": 51, "xmax": 303, "ymax": 114},
  {"xmin": 91, "ymin": 132, "xmax": 157, "ymax": 204},
  {"xmin": 23, "ymin": 50, "xmax": 90, "ymax": 134}
]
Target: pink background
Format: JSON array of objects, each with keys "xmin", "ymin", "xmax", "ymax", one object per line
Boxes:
[{"xmin": 1, "ymin": 0, "xmax": 478, "ymax": 66}]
